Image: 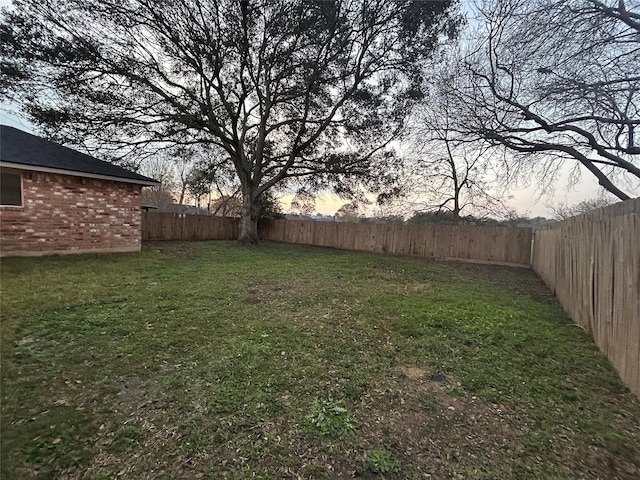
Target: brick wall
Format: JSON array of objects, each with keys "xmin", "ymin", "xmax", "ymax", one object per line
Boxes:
[{"xmin": 0, "ymin": 168, "xmax": 143, "ymax": 257}]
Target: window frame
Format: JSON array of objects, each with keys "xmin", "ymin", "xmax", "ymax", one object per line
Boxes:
[{"xmin": 0, "ymin": 170, "xmax": 24, "ymax": 207}]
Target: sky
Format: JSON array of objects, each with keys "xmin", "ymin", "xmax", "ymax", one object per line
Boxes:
[
  {"xmin": 0, "ymin": 107, "xmax": 615, "ymax": 218},
  {"xmin": 0, "ymin": 0, "xmax": 635, "ymax": 218}
]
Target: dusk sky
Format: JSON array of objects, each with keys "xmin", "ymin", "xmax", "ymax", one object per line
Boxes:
[
  {"xmin": 0, "ymin": 103, "xmax": 619, "ymax": 218},
  {"xmin": 1, "ymin": 0, "xmax": 635, "ymax": 217}
]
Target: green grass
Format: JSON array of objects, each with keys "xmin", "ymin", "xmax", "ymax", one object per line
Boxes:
[{"xmin": 1, "ymin": 241, "xmax": 639, "ymax": 479}]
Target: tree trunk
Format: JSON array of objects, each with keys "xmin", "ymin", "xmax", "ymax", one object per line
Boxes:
[
  {"xmin": 452, "ymin": 208, "xmax": 462, "ymax": 224},
  {"xmin": 238, "ymin": 189, "xmax": 259, "ymax": 245},
  {"xmin": 453, "ymin": 186, "xmax": 462, "ymax": 224}
]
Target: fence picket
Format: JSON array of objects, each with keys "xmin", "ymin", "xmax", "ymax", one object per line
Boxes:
[{"xmin": 531, "ymin": 198, "xmax": 639, "ymax": 398}]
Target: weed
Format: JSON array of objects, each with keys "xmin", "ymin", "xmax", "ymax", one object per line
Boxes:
[
  {"xmin": 89, "ymin": 474, "xmax": 114, "ymax": 480},
  {"xmin": 303, "ymin": 399, "xmax": 359, "ymax": 437},
  {"xmin": 107, "ymin": 424, "xmax": 146, "ymax": 453},
  {"xmin": 366, "ymin": 448, "xmax": 395, "ymax": 474}
]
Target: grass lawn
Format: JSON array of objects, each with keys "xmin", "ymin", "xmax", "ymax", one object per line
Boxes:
[{"xmin": 1, "ymin": 241, "xmax": 639, "ymax": 479}]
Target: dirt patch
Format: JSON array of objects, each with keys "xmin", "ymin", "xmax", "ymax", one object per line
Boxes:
[
  {"xmin": 244, "ymin": 275, "xmax": 320, "ymax": 307},
  {"xmin": 78, "ymin": 376, "xmax": 203, "ymax": 479},
  {"xmin": 354, "ymin": 367, "xmax": 518, "ymax": 478},
  {"xmin": 244, "ymin": 280, "xmax": 284, "ymax": 305},
  {"xmin": 396, "ymin": 283, "xmax": 432, "ymax": 295},
  {"xmin": 397, "ymin": 365, "xmax": 427, "ymax": 380}
]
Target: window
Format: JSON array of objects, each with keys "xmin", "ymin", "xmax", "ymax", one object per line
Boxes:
[{"xmin": 0, "ymin": 172, "xmax": 22, "ymax": 206}]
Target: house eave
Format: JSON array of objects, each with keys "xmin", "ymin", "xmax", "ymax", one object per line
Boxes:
[{"xmin": 0, "ymin": 161, "xmax": 160, "ymax": 186}]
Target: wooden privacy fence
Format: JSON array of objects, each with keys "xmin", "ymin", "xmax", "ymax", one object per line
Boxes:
[
  {"xmin": 142, "ymin": 211, "xmax": 238, "ymax": 241},
  {"xmin": 259, "ymin": 219, "xmax": 532, "ymax": 266},
  {"xmin": 531, "ymin": 198, "xmax": 640, "ymax": 398},
  {"xmin": 141, "ymin": 212, "xmax": 532, "ymax": 265}
]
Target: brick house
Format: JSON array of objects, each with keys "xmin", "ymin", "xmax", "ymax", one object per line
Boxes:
[{"xmin": 0, "ymin": 125, "xmax": 159, "ymax": 257}]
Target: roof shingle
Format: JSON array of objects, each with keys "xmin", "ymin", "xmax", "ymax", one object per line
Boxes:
[{"xmin": 0, "ymin": 125, "xmax": 159, "ymax": 185}]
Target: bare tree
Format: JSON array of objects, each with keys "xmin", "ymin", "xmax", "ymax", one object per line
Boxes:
[
  {"xmin": 141, "ymin": 186, "xmax": 175, "ymax": 210},
  {"xmin": 409, "ymin": 143, "xmax": 509, "ymax": 221},
  {"xmin": 210, "ymin": 193, "xmax": 242, "ymax": 217},
  {"xmin": 1, "ymin": 0, "xmax": 460, "ymax": 243},
  {"xmin": 549, "ymin": 195, "xmax": 618, "ymax": 220},
  {"xmin": 452, "ymin": 0, "xmax": 640, "ymax": 200},
  {"xmin": 401, "ymin": 49, "xmax": 511, "ymax": 221},
  {"xmin": 138, "ymin": 153, "xmax": 179, "ymax": 208},
  {"xmin": 139, "ymin": 154, "xmax": 179, "ymax": 196}
]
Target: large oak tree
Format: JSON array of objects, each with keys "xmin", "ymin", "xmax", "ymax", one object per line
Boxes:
[{"xmin": 0, "ymin": 0, "xmax": 459, "ymax": 243}]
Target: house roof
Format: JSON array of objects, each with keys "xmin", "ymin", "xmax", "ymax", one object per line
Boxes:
[{"xmin": 0, "ymin": 125, "xmax": 159, "ymax": 186}]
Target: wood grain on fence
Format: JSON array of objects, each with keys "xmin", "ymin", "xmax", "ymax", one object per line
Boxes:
[
  {"xmin": 259, "ymin": 219, "xmax": 533, "ymax": 266},
  {"xmin": 142, "ymin": 212, "xmax": 238, "ymax": 241},
  {"xmin": 531, "ymin": 198, "xmax": 640, "ymax": 398},
  {"xmin": 142, "ymin": 212, "xmax": 532, "ymax": 265}
]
